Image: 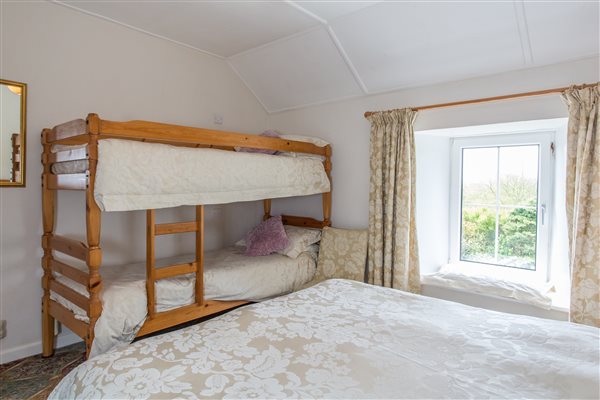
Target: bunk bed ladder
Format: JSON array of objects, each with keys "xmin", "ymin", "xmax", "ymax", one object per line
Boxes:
[{"xmin": 145, "ymin": 206, "xmax": 205, "ymax": 320}]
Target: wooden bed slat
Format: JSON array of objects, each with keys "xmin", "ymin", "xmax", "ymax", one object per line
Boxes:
[
  {"xmin": 155, "ymin": 221, "xmax": 198, "ymax": 235},
  {"xmin": 46, "ymin": 116, "xmax": 329, "ymax": 156},
  {"xmin": 49, "ymin": 235, "xmax": 89, "ymax": 261},
  {"xmin": 45, "ymin": 173, "xmax": 88, "ymax": 190},
  {"xmin": 48, "ymin": 300, "xmax": 89, "ymax": 339},
  {"xmin": 50, "ymin": 259, "xmax": 89, "ymax": 287},
  {"xmin": 281, "ymin": 214, "xmax": 330, "ymax": 229},
  {"xmin": 46, "ymin": 146, "xmax": 89, "ymax": 163},
  {"xmin": 99, "ymin": 119, "xmax": 327, "ymax": 156},
  {"xmin": 49, "ymin": 280, "xmax": 90, "ymax": 313},
  {"xmin": 155, "ymin": 262, "xmax": 197, "ymax": 280},
  {"xmin": 136, "ymin": 300, "xmax": 248, "ymax": 338}
]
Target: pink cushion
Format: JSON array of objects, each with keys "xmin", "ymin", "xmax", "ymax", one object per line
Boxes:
[
  {"xmin": 238, "ymin": 130, "xmax": 281, "ymax": 155},
  {"xmin": 244, "ymin": 215, "xmax": 290, "ymax": 256}
]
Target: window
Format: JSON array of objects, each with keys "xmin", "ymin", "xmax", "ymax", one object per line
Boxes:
[{"xmin": 450, "ymin": 132, "xmax": 554, "ymax": 283}]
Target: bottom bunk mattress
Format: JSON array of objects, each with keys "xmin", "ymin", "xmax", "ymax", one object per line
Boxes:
[
  {"xmin": 50, "ymin": 279, "xmax": 599, "ymax": 399},
  {"xmin": 50, "ymin": 245, "xmax": 317, "ymax": 357}
]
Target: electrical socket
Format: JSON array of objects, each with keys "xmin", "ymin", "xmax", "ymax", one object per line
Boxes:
[
  {"xmin": 213, "ymin": 113, "xmax": 223, "ymax": 125},
  {"xmin": 0, "ymin": 320, "xmax": 6, "ymax": 339}
]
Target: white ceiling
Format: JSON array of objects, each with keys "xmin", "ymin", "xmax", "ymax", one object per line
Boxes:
[{"xmin": 58, "ymin": 1, "xmax": 599, "ymax": 113}]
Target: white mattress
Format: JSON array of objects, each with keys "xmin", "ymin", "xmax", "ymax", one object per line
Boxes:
[
  {"xmin": 51, "ymin": 279, "xmax": 599, "ymax": 399},
  {"xmin": 50, "ymin": 246, "xmax": 317, "ymax": 357},
  {"xmin": 93, "ymin": 139, "xmax": 330, "ymax": 211}
]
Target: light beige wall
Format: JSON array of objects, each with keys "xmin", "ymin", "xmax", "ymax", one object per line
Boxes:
[
  {"xmin": 266, "ymin": 57, "xmax": 599, "ymax": 235},
  {"xmin": 264, "ymin": 56, "xmax": 599, "ymax": 318},
  {"xmin": 0, "ymin": 2, "xmax": 267, "ymax": 362}
]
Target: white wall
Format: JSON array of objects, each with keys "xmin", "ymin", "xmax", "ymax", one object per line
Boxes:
[
  {"xmin": 0, "ymin": 2, "xmax": 268, "ymax": 362},
  {"xmin": 414, "ymin": 135, "xmax": 451, "ymax": 274},
  {"xmin": 267, "ymin": 56, "xmax": 599, "ymax": 317}
]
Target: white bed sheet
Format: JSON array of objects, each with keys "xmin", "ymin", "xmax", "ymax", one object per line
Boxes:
[
  {"xmin": 51, "ymin": 246, "xmax": 317, "ymax": 357},
  {"xmin": 94, "ymin": 139, "xmax": 330, "ymax": 211},
  {"xmin": 50, "ymin": 279, "xmax": 599, "ymax": 399}
]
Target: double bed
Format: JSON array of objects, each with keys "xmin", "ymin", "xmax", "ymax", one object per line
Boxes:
[{"xmin": 50, "ymin": 279, "xmax": 599, "ymax": 399}]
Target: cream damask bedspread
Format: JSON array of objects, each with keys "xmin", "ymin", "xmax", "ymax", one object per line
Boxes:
[
  {"xmin": 50, "ymin": 279, "xmax": 599, "ymax": 399},
  {"xmin": 94, "ymin": 139, "xmax": 330, "ymax": 212}
]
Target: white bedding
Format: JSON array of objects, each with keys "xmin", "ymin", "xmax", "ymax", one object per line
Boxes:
[
  {"xmin": 51, "ymin": 246, "xmax": 317, "ymax": 357},
  {"xmin": 93, "ymin": 139, "xmax": 330, "ymax": 211},
  {"xmin": 50, "ymin": 279, "xmax": 599, "ymax": 399}
]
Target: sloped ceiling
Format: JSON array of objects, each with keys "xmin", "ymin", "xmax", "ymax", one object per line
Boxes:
[{"xmin": 57, "ymin": 1, "xmax": 599, "ymax": 113}]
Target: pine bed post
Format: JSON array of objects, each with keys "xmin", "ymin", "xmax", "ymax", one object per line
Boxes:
[
  {"xmin": 85, "ymin": 114, "xmax": 103, "ymax": 356},
  {"xmin": 263, "ymin": 199, "xmax": 272, "ymax": 220},
  {"xmin": 146, "ymin": 209, "xmax": 156, "ymax": 318},
  {"xmin": 195, "ymin": 205, "xmax": 205, "ymax": 306},
  {"xmin": 41, "ymin": 128, "xmax": 56, "ymax": 357},
  {"xmin": 323, "ymin": 145, "xmax": 332, "ymax": 226}
]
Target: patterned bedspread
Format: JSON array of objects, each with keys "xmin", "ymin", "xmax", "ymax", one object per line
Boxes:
[{"xmin": 50, "ymin": 279, "xmax": 599, "ymax": 399}]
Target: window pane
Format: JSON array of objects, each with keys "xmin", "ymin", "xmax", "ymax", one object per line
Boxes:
[
  {"xmin": 462, "ymin": 147, "xmax": 497, "ymax": 205},
  {"xmin": 460, "ymin": 144, "xmax": 540, "ymax": 270},
  {"xmin": 461, "ymin": 206, "xmax": 496, "ymax": 264},
  {"xmin": 499, "ymin": 145, "xmax": 539, "ymax": 207},
  {"xmin": 498, "ymin": 207, "xmax": 537, "ymax": 270}
]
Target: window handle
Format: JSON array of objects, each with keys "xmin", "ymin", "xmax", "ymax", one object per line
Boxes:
[{"xmin": 540, "ymin": 204, "xmax": 547, "ymax": 226}]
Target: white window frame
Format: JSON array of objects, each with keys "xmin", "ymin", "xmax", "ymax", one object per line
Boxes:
[{"xmin": 449, "ymin": 131, "xmax": 555, "ymax": 285}]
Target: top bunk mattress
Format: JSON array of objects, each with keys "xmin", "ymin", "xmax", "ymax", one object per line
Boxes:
[{"xmin": 68, "ymin": 139, "xmax": 330, "ymax": 211}]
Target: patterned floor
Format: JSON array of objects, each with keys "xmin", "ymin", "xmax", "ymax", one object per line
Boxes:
[{"xmin": 0, "ymin": 342, "xmax": 86, "ymax": 400}]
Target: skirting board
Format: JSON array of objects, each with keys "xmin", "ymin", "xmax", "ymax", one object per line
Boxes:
[{"xmin": 0, "ymin": 331, "xmax": 82, "ymax": 364}]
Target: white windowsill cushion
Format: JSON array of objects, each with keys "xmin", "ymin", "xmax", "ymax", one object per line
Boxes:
[{"xmin": 421, "ymin": 263, "xmax": 554, "ymax": 310}]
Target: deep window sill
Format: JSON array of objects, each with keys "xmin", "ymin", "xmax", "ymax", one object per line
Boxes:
[{"xmin": 421, "ymin": 263, "xmax": 568, "ymax": 312}]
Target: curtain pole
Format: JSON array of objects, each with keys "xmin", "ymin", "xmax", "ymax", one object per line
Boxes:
[{"xmin": 364, "ymin": 82, "xmax": 599, "ymax": 118}]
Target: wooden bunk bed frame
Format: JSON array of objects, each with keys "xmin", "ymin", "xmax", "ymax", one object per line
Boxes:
[{"xmin": 41, "ymin": 113, "xmax": 332, "ymax": 357}]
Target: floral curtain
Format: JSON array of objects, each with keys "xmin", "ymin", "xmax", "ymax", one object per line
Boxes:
[
  {"xmin": 562, "ymin": 84, "xmax": 600, "ymax": 327},
  {"xmin": 366, "ymin": 109, "xmax": 420, "ymax": 293}
]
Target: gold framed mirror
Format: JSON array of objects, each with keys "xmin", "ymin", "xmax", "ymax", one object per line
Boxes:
[{"xmin": 0, "ymin": 79, "xmax": 27, "ymax": 187}]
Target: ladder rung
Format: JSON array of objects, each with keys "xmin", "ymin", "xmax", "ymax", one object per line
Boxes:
[
  {"xmin": 155, "ymin": 221, "xmax": 199, "ymax": 235},
  {"xmin": 154, "ymin": 262, "xmax": 197, "ymax": 280}
]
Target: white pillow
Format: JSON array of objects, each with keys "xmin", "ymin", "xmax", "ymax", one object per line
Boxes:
[
  {"xmin": 236, "ymin": 225, "xmax": 322, "ymax": 259},
  {"xmin": 280, "ymin": 225, "xmax": 322, "ymax": 258},
  {"xmin": 277, "ymin": 152, "xmax": 325, "ymax": 162},
  {"xmin": 281, "ymin": 134, "xmax": 329, "ymax": 147},
  {"xmin": 279, "ymin": 134, "xmax": 329, "ymax": 161}
]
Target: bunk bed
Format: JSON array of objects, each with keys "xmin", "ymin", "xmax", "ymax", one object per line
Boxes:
[{"xmin": 41, "ymin": 113, "xmax": 332, "ymax": 358}]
